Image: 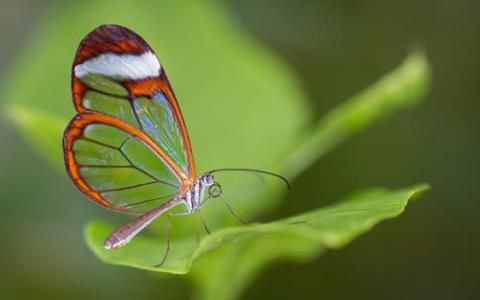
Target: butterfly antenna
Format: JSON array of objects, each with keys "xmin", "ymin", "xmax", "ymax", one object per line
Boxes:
[{"xmin": 208, "ymin": 168, "xmax": 291, "ymax": 189}]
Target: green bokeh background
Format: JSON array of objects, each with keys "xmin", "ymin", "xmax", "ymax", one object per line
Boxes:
[{"xmin": 0, "ymin": 0, "xmax": 478, "ymax": 299}]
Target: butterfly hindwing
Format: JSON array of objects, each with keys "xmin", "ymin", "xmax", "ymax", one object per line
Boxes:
[{"xmin": 64, "ymin": 112, "xmax": 180, "ymax": 213}]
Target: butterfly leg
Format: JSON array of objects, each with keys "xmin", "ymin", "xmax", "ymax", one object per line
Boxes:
[
  {"xmin": 194, "ymin": 214, "xmax": 201, "ymax": 243},
  {"xmin": 219, "ymin": 194, "xmax": 249, "ymax": 225},
  {"xmin": 196, "ymin": 209, "xmax": 211, "ymax": 235},
  {"xmin": 155, "ymin": 213, "xmax": 172, "ymax": 268},
  {"xmin": 197, "ymin": 195, "xmax": 212, "ymax": 209},
  {"xmin": 155, "ymin": 209, "xmax": 193, "ymax": 268}
]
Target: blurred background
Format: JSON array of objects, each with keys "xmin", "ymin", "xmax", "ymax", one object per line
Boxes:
[{"xmin": 0, "ymin": 0, "xmax": 478, "ymax": 299}]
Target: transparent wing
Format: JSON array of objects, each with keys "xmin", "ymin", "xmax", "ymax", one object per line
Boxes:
[
  {"xmin": 63, "ymin": 112, "xmax": 181, "ymax": 213},
  {"xmin": 71, "ymin": 24, "xmax": 195, "ymax": 178}
]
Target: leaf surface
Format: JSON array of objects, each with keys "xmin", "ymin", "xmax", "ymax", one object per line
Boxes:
[{"xmin": 83, "ymin": 185, "xmax": 428, "ymax": 300}]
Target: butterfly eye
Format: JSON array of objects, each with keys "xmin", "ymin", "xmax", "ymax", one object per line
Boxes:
[
  {"xmin": 208, "ymin": 182, "xmax": 222, "ymax": 198},
  {"xmin": 202, "ymin": 173, "xmax": 214, "ymax": 185}
]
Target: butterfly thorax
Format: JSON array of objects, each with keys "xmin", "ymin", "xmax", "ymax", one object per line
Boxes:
[{"xmin": 179, "ymin": 173, "xmax": 214, "ymax": 213}]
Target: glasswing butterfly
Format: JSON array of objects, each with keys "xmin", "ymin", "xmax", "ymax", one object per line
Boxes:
[{"xmin": 63, "ymin": 24, "xmax": 289, "ymax": 266}]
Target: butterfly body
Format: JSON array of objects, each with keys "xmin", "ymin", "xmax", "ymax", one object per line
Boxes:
[{"xmin": 103, "ymin": 173, "xmax": 214, "ymax": 249}]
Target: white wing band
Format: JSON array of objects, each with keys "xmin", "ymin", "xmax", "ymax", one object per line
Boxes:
[{"xmin": 75, "ymin": 51, "xmax": 161, "ymax": 80}]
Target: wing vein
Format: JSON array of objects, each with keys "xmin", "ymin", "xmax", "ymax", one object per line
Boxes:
[
  {"xmin": 96, "ymin": 180, "xmax": 158, "ymax": 193},
  {"xmin": 77, "ymin": 136, "xmax": 178, "ymax": 188},
  {"xmin": 88, "ymin": 87, "xmax": 131, "ymax": 100},
  {"xmin": 78, "ymin": 164, "xmax": 132, "ymax": 168},
  {"xmin": 118, "ymin": 145, "xmax": 178, "ymax": 187},
  {"xmin": 120, "ymin": 193, "xmax": 177, "ymax": 209},
  {"xmin": 130, "ymin": 100, "xmax": 144, "ymax": 131},
  {"xmin": 80, "ymin": 137, "xmax": 119, "ymax": 150}
]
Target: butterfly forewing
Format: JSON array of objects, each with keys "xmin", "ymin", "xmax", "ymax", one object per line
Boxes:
[
  {"xmin": 64, "ymin": 24, "xmax": 196, "ymax": 213},
  {"xmin": 132, "ymin": 94, "xmax": 189, "ymax": 171},
  {"xmin": 71, "ymin": 24, "xmax": 194, "ymax": 176}
]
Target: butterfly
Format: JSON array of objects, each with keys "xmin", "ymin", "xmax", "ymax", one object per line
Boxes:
[{"xmin": 63, "ymin": 24, "xmax": 289, "ymax": 266}]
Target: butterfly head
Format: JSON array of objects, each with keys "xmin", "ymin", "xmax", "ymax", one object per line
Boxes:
[
  {"xmin": 200, "ymin": 173, "xmax": 222, "ymax": 199},
  {"xmin": 201, "ymin": 172, "xmax": 214, "ymax": 186}
]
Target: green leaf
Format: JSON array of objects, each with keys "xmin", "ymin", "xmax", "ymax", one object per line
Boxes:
[
  {"xmin": 189, "ymin": 185, "xmax": 429, "ymax": 300},
  {"xmin": 85, "ymin": 185, "xmax": 428, "ymax": 295}
]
